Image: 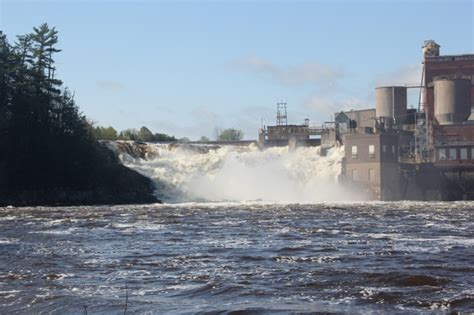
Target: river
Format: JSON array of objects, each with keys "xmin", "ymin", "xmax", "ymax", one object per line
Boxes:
[{"xmin": 1, "ymin": 202, "xmax": 473, "ymax": 314}]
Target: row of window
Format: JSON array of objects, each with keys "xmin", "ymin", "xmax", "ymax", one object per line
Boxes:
[
  {"xmin": 351, "ymin": 144, "xmax": 396, "ymax": 159},
  {"xmin": 438, "ymin": 147, "xmax": 474, "ymax": 161},
  {"xmin": 351, "ymin": 168, "xmax": 376, "ymax": 181}
]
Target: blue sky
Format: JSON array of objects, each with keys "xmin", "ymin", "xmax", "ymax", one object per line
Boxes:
[{"xmin": 1, "ymin": 0, "xmax": 473, "ymax": 139}]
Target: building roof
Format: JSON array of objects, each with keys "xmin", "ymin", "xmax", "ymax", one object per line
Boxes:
[
  {"xmin": 425, "ymin": 54, "xmax": 474, "ymax": 62},
  {"xmin": 335, "ymin": 108, "xmax": 375, "ymax": 120},
  {"xmin": 334, "ymin": 111, "xmax": 350, "ymax": 123},
  {"xmin": 344, "ymin": 108, "xmax": 375, "ymax": 114}
]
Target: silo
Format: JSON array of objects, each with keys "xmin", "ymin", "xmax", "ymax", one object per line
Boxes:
[
  {"xmin": 375, "ymin": 86, "xmax": 407, "ymax": 125},
  {"xmin": 434, "ymin": 77, "xmax": 471, "ymax": 125}
]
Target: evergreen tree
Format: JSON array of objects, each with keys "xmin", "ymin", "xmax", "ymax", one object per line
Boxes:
[
  {"xmin": 0, "ymin": 31, "xmax": 11, "ymax": 184},
  {"xmin": 0, "ymin": 32, "xmax": 10, "ymax": 130},
  {"xmin": 14, "ymin": 34, "xmax": 34, "ymax": 68},
  {"xmin": 0, "ymin": 25, "xmax": 98, "ymax": 190},
  {"xmin": 0, "ymin": 24, "xmax": 158, "ymax": 205}
]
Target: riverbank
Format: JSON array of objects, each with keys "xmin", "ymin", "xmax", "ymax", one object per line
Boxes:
[
  {"xmin": 0, "ymin": 26, "xmax": 159, "ymax": 207},
  {"xmin": 0, "ymin": 165, "xmax": 161, "ymax": 206},
  {"xmin": 0, "ymin": 149, "xmax": 160, "ymax": 207}
]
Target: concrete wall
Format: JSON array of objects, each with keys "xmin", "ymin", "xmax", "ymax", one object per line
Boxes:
[
  {"xmin": 266, "ymin": 125, "xmax": 311, "ymax": 140},
  {"xmin": 343, "ymin": 108, "xmax": 376, "ymax": 132}
]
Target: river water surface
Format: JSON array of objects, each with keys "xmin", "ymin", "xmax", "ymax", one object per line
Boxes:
[{"xmin": 1, "ymin": 202, "xmax": 473, "ymax": 314}]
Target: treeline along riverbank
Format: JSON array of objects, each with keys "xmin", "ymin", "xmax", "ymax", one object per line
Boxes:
[{"xmin": 0, "ymin": 24, "xmax": 159, "ymax": 206}]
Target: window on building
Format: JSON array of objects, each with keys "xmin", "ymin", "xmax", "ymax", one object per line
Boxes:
[
  {"xmin": 352, "ymin": 169, "xmax": 358, "ymax": 181},
  {"xmin": 392, "ymin": 145, "xmax": 396, "ymax": 154},
  {"xmin": 352, "ymin": 146, "xmax": 358, "ymax": 158},
  {"xmin": 460, "ymin": 148, "xmax": 468, "ymax": 160},
  {"xmin": 438, "ymin": 148, "xmax": 447, "ymax": 161},
  {"xmin": 368, "ymin": 169, "xmax": 375, "ymax": 182},
  {"xmin": 382, "ymin": 145, "xmax": 386, "ymax": 153},
  {"xmin": 471, "ymin": 147, "xmax": 474, "ymax": 160},
  {"xmin": 369, "ymin": 145, "xmax": 375, "ymax": 158},
  {"xmin": 449, "ymin": 148, "xmax": 457, "ymax": 160}
]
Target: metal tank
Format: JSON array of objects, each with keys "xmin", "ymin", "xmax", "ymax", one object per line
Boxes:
[
  {"xmin": 375, "ymin": 86, "xmax": 407, "ymax": 125},
  {"xmin": 434, "ymin": 77, "xmax": 471, "ymax": 125}
]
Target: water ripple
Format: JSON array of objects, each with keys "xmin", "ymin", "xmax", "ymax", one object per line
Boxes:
[{"xmin": 0, "ymin": 202, "xmax": 473, "ymax": 313}]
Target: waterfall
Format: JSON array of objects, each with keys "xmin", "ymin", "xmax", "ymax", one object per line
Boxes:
[{"xmin": 107, "ymin": 141, "xmax": 363, "ymax": 203}]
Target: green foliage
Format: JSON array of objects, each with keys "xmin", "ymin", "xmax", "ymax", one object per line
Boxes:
[
  {"xmin": 0, "ymin": 24, "xmax": 112, "ymax": 191},
  {"xmin": 92, "ymin": 126, "xmax": 118, "ymax": 140},
  {"xmin": 91, "ymin": 125, "xmax": 177, "ymax": 142},
  {"xmin": 153, "ymin": 133, "xmax": 177, "ymax": 142},
  {"xmin": 199, "ymin": 136, "xmax": 210, "ymax": 141},
  {"xmin": 0, "ymin": 24, "xmax": 162, "ymax": 205},
  {"xmin": 119, "ymin": 128, "xmax": 139, "ymax": 141},
  {"xmin": 0, "ymin": 23, "xmax": 179, "ymax": 196},
  {"xmin": 217, "ymin": 128, "xmax": 244, "ymax": 141},
  {"xmin": 138, "ymin": 126, "xmax": 154, "ymax": 142}
]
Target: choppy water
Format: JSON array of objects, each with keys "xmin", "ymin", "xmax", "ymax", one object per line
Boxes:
[{"xmin": 1, "ymin": 202, "xmax": 473, "ymax": 314}]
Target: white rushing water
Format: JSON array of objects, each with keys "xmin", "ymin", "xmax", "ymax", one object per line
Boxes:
[{"xmin": 110, "ymin": 142, "xmax": 364, "ymax": 203}]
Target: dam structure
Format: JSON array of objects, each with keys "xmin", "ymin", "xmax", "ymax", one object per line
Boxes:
[
  {"xmin": 110, "ymin": 40, "xmax": 474, "ymax": 202},
  {"xmin": 258, "ymin": 102, "xmax": 333, "ymax": 150}
]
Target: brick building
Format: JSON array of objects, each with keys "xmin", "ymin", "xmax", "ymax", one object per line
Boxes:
[
  {"xmin": 423, "ymin": 41, "xmax": 474, "ymax": 119},
  {"xmin": 344, "ymin": 133, "xmax": 400, "ymax": 200}
]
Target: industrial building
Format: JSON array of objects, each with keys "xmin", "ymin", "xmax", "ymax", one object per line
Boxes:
[
  {"xmin": 341, "ymin": 40, "xmax": 474, "ymax": 200},
  {"xmin": 258, "ymin": 102, "xmax": 328, "ymax": 149},
  {"xmin": 334, "ymin": 108, "xmax": 376, "ymax": 134},
  {"xmin": 259, "ymin": 40, "xmax": 474, "ymax": 200}
]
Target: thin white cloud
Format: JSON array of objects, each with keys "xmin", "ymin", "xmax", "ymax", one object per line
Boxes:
[
  {"xmin": 229, "ymin": 56, "xmax": 344, "ymax": 86},
  {"xmin": 305, "ymin": 95, "xmax": 369, "ymax": 119},
  {"xmin": 96, "ymin": 80, "xmax": 126, "ymax": 91},
  {"xmin": 190, "ymin": 105, "xmax": 219, "ymax": 122},
  {"xmin": 375, "ymin": 64, "xmax": 423, "ymax": 87}
]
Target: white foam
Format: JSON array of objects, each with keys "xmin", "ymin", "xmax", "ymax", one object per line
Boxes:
[
  {"xmin": 0, "ymin": 238, "xmax": 19, "ymax": 244},
  {"xmin": 30, "ymin": 227, "xmax": 78, "ymax": 235},
  {"xmin": 117, "ymin": 143, "xmax": 366, "ymax": 203},
  {"xmin": 0, "ymin": 215, "xmax": 17, "ymax": 221},
  {"xmin": 110, "ymin": 222, "xmax": 164, "ymax": 231}
]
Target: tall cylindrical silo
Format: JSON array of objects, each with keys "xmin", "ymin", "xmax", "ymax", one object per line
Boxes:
[
  {"xmin": 375, "ymin": 86, "xmax": 407, "ymax": 125},
  {"xmin": 434, "ymin": 77, "xmax": 471, "ymax": 125}
]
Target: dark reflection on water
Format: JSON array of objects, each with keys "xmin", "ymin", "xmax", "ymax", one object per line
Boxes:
[{"xmin": 0, "ymin": 202, "xmax": 473, "ymax": 314}]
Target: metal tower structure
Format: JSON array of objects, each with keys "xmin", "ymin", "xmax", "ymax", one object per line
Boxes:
[
  {"xmin": 414, "ymin": 62, "xmax": 432, "ymax": 162},
  {"xmin": 276, "ymin": 102, "xmax": 288, "ymax": 126}
]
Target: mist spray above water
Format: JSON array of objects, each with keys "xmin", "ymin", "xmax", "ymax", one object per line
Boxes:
[{"xmin": 112, "ymin": 142, "xmax": 362, "ymax": 203}]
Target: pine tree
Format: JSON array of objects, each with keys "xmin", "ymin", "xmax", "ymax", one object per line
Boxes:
[
  {"xmin": 0, "ymin": 24, "xmax": 157, "ymax": 204},
  {"xmin": 0, "ymin": 31, "xmax": 11, "ymax": 185},
  {"xmin": 0, "ymin": 31, "xmax": 10, "ymax": 129}
]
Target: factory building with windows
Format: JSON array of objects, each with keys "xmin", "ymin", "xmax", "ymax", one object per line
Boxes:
[
  {"xmin": 340, "ymin": 40, "xmax": 474, "ymax": 200},
  {"xmin": 257, "ymin": 40, "xmax": 473, "ymax": 200}
]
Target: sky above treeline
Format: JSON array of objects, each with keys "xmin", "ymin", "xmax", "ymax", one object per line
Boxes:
[{"xmin": 1, "ymin": 0, "xmax": 473, "ymax": 140}]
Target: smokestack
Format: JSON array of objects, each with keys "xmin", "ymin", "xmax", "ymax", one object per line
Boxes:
[{"xmin": 420, "ymin": 40, "xmax": 440, "ymax": 112}]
